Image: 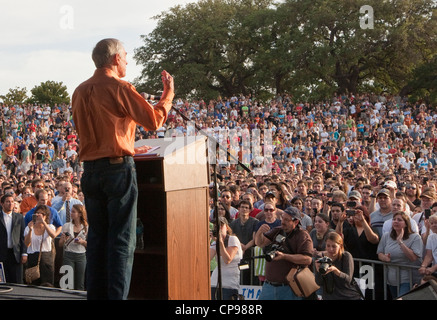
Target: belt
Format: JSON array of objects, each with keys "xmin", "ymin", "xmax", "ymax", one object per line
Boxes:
[
  {"xmin": 84, "ymin": 156, "xmax": 131, "ymax": 165},
  {"xmin": 108, "ymin": 156, "xmax": 125, "ymax": 164},
  {"xmin": 265, "ymin": 280, "xmax": 289, "ymax": 287}
]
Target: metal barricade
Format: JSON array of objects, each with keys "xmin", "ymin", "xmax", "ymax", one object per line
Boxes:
[{"xmin": 354, "ymin": 258, "xmax": 422, "ymax": 300}]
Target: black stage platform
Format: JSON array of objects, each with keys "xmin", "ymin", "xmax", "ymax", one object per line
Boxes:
[{"xmin": 0, "ymin": 283, "xmax": 86, "ymax": 300}]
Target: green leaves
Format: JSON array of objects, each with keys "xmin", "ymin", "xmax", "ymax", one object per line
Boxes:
[
  {"xmin": 29, "ymin": 80, "xmax": 70, "ymax": 105},
  {"xmin": 0, "ymin": 87, "xmax": 29, "ymax": 105},
  {"xmin": 134, "ymin": 0, "xmax": 437, "ymax": 102},
  {"xmin": 0, "ymin": 81, "xmax": 70, "ymax": 106}
]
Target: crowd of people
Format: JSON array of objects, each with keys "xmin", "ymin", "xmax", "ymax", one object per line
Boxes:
[
  {"xmin": 0, "ymin": 102, "xmax": 87, "ymax": 289},
  {"xmin": 0, "ymin": 91, "xmax": 437, "ymax": 300},
  {"xmin": 201, "ymin": 93, "xmax": 437, "ymax": 300}
]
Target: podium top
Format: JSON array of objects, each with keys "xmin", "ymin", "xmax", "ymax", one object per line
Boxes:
[
  {"xmin": 134, "ymin": 136, "xmax": 207, "ymax": 159},
  {"xmin": 134, "ymin": 136, "xmax": 209, "ymax": 191}
]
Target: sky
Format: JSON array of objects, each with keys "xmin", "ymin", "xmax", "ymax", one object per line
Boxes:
[{"xmin": 0, "ymin": 0, "xmax": 195, "ymax": 99}]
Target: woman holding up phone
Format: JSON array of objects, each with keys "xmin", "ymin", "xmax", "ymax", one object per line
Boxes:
[
  {"xmin": 210, "ymin": 217, "xmax": 243, "ymax": 300},
  {"xmin": 336, "ymin": 205, "xmax": 380, "ymax": 299},
  {"xmin": 24, "ymin": 204, "xmax": 57, "ymax": 286}
]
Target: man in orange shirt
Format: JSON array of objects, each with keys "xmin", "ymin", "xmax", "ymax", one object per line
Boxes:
[
  {"xmin": 72, "ymin": 38, "xmax": 174, "ymax": 300},
  {"xmin": 20, "ymin": 178, "xmax": 49, "ymax": 215}
]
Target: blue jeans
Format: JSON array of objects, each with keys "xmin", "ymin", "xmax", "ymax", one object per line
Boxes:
[
  {"xmin": 388, "ymin": 283, "xmax": 411, "ymax": 299},
  {"xmin": 81, "ymin": 156, "xmax": 138, "ymax": 300},
  {"xmin": 259, "ymin": 281, "xmax": 303, "ymax": 300}
]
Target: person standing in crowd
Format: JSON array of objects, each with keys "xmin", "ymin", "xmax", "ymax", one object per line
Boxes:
[
  {"xmin": 314, "ymin": 231, "xmax": 363, "ymax": 300},
  {"xmin": 211, "ymin": 202, "xmax": 233, "ymax": 223},
  {"xmin": 219, "ymin": 188, "xmax": 238, "ymax": 220},
  {"xmin": 337, "ymin": 205, "xmax": 379, "ymax": 261},
  {"xmin": 370, "ymin": 188, "xmax": 393, "ymax": 238},
  {"xmin": 336, "ymin": 205, "xmax": 381, "ymax": 299},
  {"xmin": 405, "ymin": 182, "xmax": 421, "ymax": 209},
  {"xmin": 360, "ymin": 184, "xmax": 375, "ymax": 211},
  {"xmin": 210, "ymin": 216, "xmax": 243, "ymax": 300},
  {"xmin": 0, "ymin": 194, "xmax": 27, "ymax": 283},
  {"xmin": 51, "ymin": 181, "xmax": 83, "ymax": 224},
  {"xmin": 23, "ymin": 189, "xmax": 62, "ymax": 233},
  {"xmin": 24, "ymin": 204, "xmax": 57, "ymax": 286},
  {"xmin": 72, "ymin": 38, "xmax": 174, "ymax": 300},
  {"xmin": 412, "ymin": 188, "xmax": 436, "ymax": 235},
  {"xmin": 419, "ymin": 214, "xmax": 437, "ymax": 283},
  {"xmin": 382, "ymin": 198, "xmax": 419, "ymax": 234},
  {"xmin": 290, "ymin": 196, "xmax": 313, "ymax": 231},
  {"xmin": 377, "ymin": 212, "xmax": 423, "ymax": 299},
  {"xmin": 310, "ymin": 213, "xmax": 334, "ymax": 258},
  {"xmin": 267, "ymin": 182, "xmax": 290, "ymax": 210},
  {"xmin": 20, "ymin": 179, "xmax": 49, "ymax": 214},
  {"xmin": 329, "ymin": 202, "xmax": 351, "ymax": 232},
  {"xmin": 59, "ymin": 204, "xmax": 88, "ymax": 291},
  {"xmin": 235, "ymin": 192, "xmax": 261, "ymax": 218},
  {"xmin": 253, "ymin": 183, "xmax": 269, "ymax": 209},
  {"xmin": 254, "ymin": 202, "xmax": 281, "ymax": 236},
  {"xmin": 253, "ymin": 201, "xmax": 281, "ymax": 284},
  {"xmin": 255, "ymin": 206, "xmax": 313, "ymax": 300},
  {"xmin": 230, "ymin": 199, "xmax": 258, "ymax": 285}
]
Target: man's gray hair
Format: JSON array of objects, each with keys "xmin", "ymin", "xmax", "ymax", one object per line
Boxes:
[{"xmin": 92, "ymin": 38, "xmax": 124, "ymax": 68}]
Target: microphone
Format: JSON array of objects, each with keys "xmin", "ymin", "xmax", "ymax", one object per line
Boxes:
[{"xmin": 142, "ymin": 93, "xmax": 161, "ymax": 101}]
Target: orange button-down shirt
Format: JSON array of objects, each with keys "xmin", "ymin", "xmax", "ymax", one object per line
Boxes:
[{"xmin": 72, "ymin": 68, "xmax": 174, "ymax": 161}]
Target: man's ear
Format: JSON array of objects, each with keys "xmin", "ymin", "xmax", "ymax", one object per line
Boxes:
[{"xmin": 112, "ymin": 53, "xmax": 121, "ymax": 66}]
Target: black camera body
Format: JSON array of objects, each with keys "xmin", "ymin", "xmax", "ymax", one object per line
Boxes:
[
  {"xmin": 317, "ymin": 256, "xmax": 333, "ymax": 275},
  {"xmin": 238, "ymin": 233, "xmax": 288, "ymax": 270},
  {"xmin": 346, "ymin": 209, "xmax": 356, "ymax": 216},
  {"xmin": 346, "ymin": 201, "xmax": 356, "ymax": 208},
  {"xmin": 264, "ymin": 234, "xmax": 286, "ymax": 262}
]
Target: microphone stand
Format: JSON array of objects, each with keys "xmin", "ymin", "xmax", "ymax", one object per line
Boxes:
[{"xmin": 163, "ymin": 100, "xmax": 251, "ymax": 300}]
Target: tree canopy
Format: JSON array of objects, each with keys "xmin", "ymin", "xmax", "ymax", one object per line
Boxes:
[
  {"xmin": 29, "ymin": 80, "xmax": 70, "ymax": 105},
  {"xmin": 134, "ymin": 0, "xmax": 437, "ymax": 103},
  {"xmin": 0, "ymin": 81, "xmax": 70, "ymax": 106}
]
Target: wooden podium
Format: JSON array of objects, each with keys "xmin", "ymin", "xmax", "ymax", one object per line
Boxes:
[{"xmin": 128, "ymin": 136, "xmax": 211, "ymax": 300}]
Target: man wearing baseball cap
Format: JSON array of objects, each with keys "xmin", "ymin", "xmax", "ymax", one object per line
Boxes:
[
  {"xmin": 348, "ymin": 190, "xmax": 362, "ymax": 206},
  {"xmin": 255, "ymin": 206, "xmax": 313, "ymax": 300},
  {"xmin": 413, "ymin": 187, "xmax": 436, "ymax": 234},
  {"xmin": 370, "ymin": 188, "xmax": 393, "ymax": 238}
]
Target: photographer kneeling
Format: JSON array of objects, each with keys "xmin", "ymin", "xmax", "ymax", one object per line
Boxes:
[
  {"xmin": 255, "ymin": 206, "xmax": 313, "ymax": 300},
  {"xmin": 314, "ymin": 232, "xmax": 363, "ymax": 300}
]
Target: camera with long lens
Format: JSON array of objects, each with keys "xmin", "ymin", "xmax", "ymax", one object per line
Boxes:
[
  {"xmin": 317, "ymin": 256, "xmax": 333, "ymax": 275},
  {"xmin": 264, "ymin": 234, "xmax": 286, "ymax": 262},
  {"xmin": 238, "ymin": 234, "xmax": 287, "ymax": 270}
]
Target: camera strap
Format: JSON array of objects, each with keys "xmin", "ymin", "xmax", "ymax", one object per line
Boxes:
[
  {"xmin": 280, "ymin": 227, "xmax": 299, "ymax": 255},
  {"xmin": 64, "ymin": 226, "xmax": 85, "ymax": 247}
]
